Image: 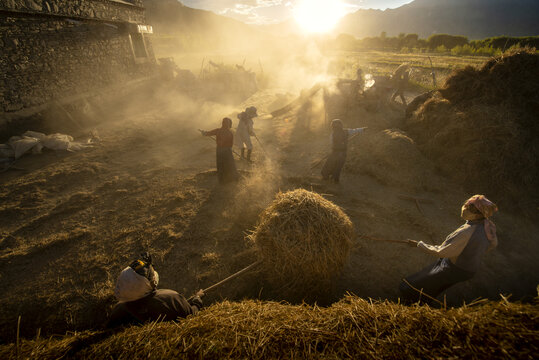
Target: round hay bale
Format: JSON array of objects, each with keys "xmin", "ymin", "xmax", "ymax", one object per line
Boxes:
[{"xmin": 249, "ymin": 189, "xmax": 354, "ymax": 291}]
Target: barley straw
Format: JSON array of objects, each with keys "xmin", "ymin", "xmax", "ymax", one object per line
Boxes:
[
  {"xmin": 248, "ymin": 189, "xmax": 354, "ymax": 294},
  {"xmin": 3, "ymin": 296, "xmax": 538, "ymax": 359}
]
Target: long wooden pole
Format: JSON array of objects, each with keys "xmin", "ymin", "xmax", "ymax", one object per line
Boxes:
[
  {"xmin": 254, "ymin": 134, "xmax": 269, "ymax": 157},
  {"xmin": 189, "ymin": 261, "xmax": 261, "ymax": 301},
  {"xmin": 199, "ymin": 130, "xmax": 249, "ymax": 162},
  {"xmin": 203, "ymin": 261, "xmax": 261, "ymax": 293},
  {"xmin": 357, "ymin": 234, "xmax": 410, "ymax": 244},
  {"xmin": 428, "ymin": 56, "xmax": 437, "ymax": 89}
]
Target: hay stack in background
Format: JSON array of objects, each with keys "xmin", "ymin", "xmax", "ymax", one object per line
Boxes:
[
  {"xmin": 249, "ymin": 189, "xmax": 354, "ymax": 295},
  {"xmin": 405, "ymin": 49, "xmax": 539, "ymax": 206},
  {"xmin": 345, "ymin": 129, "xmax": 447, "ymax": 192}
]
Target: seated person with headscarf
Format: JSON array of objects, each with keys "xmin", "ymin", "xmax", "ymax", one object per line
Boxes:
[
  {"xmin": 400, "ymin": 195, "xmax": 498, "ymax": 304},
  {"xmin": 107, "ymin": 253, "xmax": 204, "ymax": 328}
]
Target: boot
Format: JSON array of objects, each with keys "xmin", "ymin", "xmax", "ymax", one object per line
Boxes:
[
  {"xmin": 241, "ymin": 148, "xmax": 245, "ymax": 159},
  {"xmin": 247, "ymin": 149, "xmax": 252, "ymax": 161}
]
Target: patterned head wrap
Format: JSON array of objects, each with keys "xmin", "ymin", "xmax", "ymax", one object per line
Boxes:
[{"xmin": 464, "ymin": 195, "xmax": 498, "ymax": 247}]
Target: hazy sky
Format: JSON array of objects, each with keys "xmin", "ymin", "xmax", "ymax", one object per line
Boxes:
[{"xmin": 180, "ymin": 0, "xmax": 414, "ymax": 25}]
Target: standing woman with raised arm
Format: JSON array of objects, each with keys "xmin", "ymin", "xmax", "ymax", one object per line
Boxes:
[
  {"xmin": 200, "ymin": 117, "xmax": 239, "ymax": 184},
  {"xmin": 399, "ymin": 195, "xmax": 498, "ymax": 304},
  {"xmin": 321, "ymin": 119, "xmax": 366, "ymax": 184}
]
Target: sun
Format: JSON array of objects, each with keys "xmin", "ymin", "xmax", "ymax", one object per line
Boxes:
[{"xmin": 293, "ymin": 0, "xmax": 346, "ymax": 33}]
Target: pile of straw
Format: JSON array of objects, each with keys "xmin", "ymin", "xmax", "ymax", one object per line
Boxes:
[
  {"xmin": 3, "ymin": 296, "xmax": 538, "ymax": 359},
  {"xmin": 249, "ymin": 189, "xmax": 353, "ymax": 294},
  {"xmin": 405, "ymin": 48, "xmax": 539, "ymax": 204},
  {"xmin": 345, "ymin": 129, "xmax": 436, "ymax": 191}
]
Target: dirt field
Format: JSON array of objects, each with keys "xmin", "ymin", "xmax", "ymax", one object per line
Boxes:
[{"xmin": 1, "ymin": 64, "xmax": 538, "ymax": 343}]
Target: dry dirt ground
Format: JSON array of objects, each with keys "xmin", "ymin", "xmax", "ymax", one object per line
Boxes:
[{"xmin": 0, "ymin": 84, "xmax": 537, "ymax": 343}]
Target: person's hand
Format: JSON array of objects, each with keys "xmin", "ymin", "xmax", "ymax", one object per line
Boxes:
[
  {"xmin": 406, "ymin": 239, "xmax": 419, "ymax": 247},
  {"xmin": 196, "ymin": 289, "xmax": 205, "ymax": 298},
  {"xmin": 198, "ymin": 129, "xmax": 205, "ymax": 136}
]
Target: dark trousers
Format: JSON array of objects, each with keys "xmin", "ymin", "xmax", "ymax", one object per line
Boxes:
[
  {"xmin": 216, "ymin": 147, "xmax": 238, "ymax": 184},
  {"xmin": 399, "ymin": 258, "xmax": 474, "ymax": 304},
  {"xmin": 321, "ymin": 151, "xmax": 346, "ymax": 182}
]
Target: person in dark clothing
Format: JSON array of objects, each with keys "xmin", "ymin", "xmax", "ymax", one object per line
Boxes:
[
  {"xmin": 321, "ymin": 119, "xmax": 366, "ymax": 183},
  {"xmin": 390, "ymin": 63, "xmax": 410, "ymax": 106},
  {"xmin": 200, "ymin": 117, "xmax": 239, "ymax": 184},
  {"xmin": 351, "ymin": 68, "xmax": 365, "ymax": 100},
  {"xmin": 107, "ymin": 253, "xmax": 204, "ymax": 328},
  {"xmin": 399, "ymin": 195, "xmax": 498, "ymax": 304}
]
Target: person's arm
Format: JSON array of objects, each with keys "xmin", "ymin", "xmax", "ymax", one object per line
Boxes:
[
  {"xmin": 188, "ymin": 289, "xmax": 204, "ymax": 312},
  {"xmin": 106, "ymin": 303, "xmax": 137, "ymax": 328},
  {"xmin": 248, "ymin": 120, "xmax": 255, "ymax": 136},
  {"xmin": 416, "ymin": 225, "xmax": 474, "ymax": 258},
  {"xmin": 347, "ymin": 127, "xmax": 367, "ymax": 136},
  {"xmin": 201, "ymin": 128, "xmax": 219, "ymax": 137}
]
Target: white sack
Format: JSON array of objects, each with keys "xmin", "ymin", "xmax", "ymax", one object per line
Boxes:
[
  {"xmin": 10, "ymin": 136, "xmax": 40, "ymax": 159},
  {"xmin": 22, "ymin": 131, "xmax": 47, "ymax": 141}
]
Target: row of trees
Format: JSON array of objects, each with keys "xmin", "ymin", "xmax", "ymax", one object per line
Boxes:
[{"xmin": 329, "ymin": 33, "xmax": 539, "ymax": 56}]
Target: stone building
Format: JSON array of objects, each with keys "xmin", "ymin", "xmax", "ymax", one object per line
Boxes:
[{"xmin": 0, "ymin": 0, "xmax": 156, "ymax": 117}]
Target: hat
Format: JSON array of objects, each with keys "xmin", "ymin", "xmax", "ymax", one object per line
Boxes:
[{"xmin": 246, "ymin": 106, "xmax": 258, "ymax": 117}]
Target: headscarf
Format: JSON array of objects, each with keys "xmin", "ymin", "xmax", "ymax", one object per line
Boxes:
[
  {"xmin": 331, "ymin": 119, "xmax": 343, "ymax": 129},
  {"xmin": 464, "ymin": 194, "xmax": 498, "ymax": 247},
  {"xmin": 114, "ymin": 256, "xmax": 159, "ymax": 302}
]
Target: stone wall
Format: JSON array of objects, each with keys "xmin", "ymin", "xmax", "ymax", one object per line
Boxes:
[
  {"xmin": 0, "ymin": 0, "xmax": 145, "ymax": 23},
  {"xmin": 0, "ymin": 0, "xmax": 157, "ymax": 115}
]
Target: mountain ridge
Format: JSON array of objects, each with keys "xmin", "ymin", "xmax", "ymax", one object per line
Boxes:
[{"xmin": 336, "ymin": 0, "xmax": 539, "ymax": 39}]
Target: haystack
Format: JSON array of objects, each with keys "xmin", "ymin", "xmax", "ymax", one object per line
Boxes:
[
  {"xmin": 345, "ymin": 129, "xmax": 445, "ymax": 192},
  {"xmin": 405, "ymin": 48, "xmax": 539, "ymax": 205},
  {"xmin": 249, "ymin": 189, "xmax": 353, "ymax": 292},
  {"xmin": 6, "ymin": 297, "xmax": 538, "ymax": 359}
]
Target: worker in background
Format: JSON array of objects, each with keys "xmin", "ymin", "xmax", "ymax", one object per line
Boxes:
[
  {"xmin": 336, "ymin": 67, "xmax": 365, "ymax": 103},
  {"xmin": 200, "ymin": 117, "xmax": 239, "ymax": 184},
  {"xmin": 351, "ymin": 68, "xmax": 365, "ymax": 100},
  {"xmin": 321, "ymin": 119, "xmax": 367, "ymax": 184},
  {"xmin": 235, "ymin": 106, "xmax": 257, "ymax": 161},
  {"xmin": 390, "ymin": 63, "xmax": 410, "ymax": 106},
  {"xmin": 297, "ymin": 89, "xmax": 314, "ymax": 130},
  {"xmin": 400, "ymin": 195, "xmax": 498, "ymax": 304},
  {"xmin": 107, "ymin": 252, "xmax": 204, "ymax": 328}
]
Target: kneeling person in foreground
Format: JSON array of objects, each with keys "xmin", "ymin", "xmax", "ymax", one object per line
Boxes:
[{"xmin": 107, "ymin": 253, "xmax": 204, "ymax": 328}]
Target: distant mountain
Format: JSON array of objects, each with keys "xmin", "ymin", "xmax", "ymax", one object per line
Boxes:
[
  {"xmin": 142, "ymin": 0, "xmax": 276, "ymax": 51},
  {"xmin": 143, "ymin": 0, "xmax": 244, "ymax": 34},
  {"xmin": 336, "ymin": 0, "xmax": 539, "ymax": 39}
]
